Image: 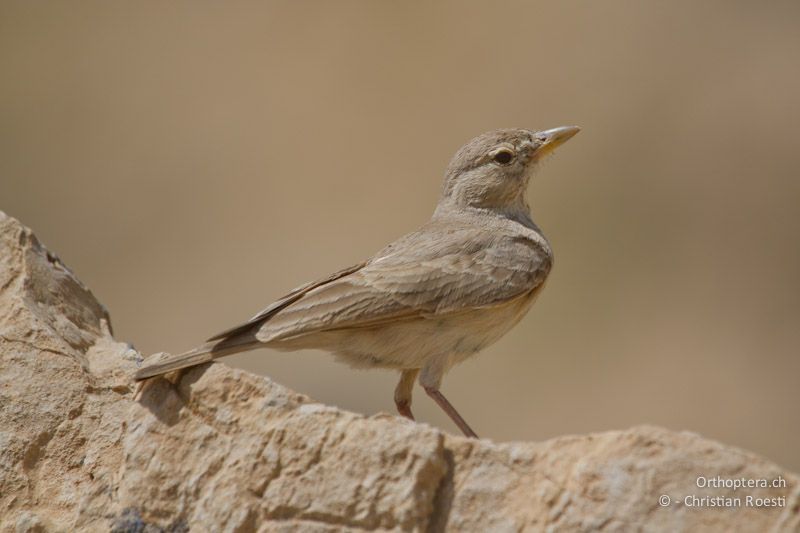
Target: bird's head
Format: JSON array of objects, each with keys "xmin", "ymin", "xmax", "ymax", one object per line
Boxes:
[{"xmin": 438, "ymin": 126, "xmax": 580, "ymax": 215}]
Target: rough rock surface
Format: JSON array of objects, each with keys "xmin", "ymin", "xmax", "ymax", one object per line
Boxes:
[{"xmin": 0, "ymin": 210, "xmax": 798, "ymax": 533}]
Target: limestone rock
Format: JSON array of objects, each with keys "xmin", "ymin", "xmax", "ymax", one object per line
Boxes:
[{"xmin": 0, "ymin": 210, "xmax": 797, "ymax": 532}]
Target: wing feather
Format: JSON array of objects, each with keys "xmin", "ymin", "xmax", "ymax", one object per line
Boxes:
[
  {"xmin": 205, "ymin": 261, "xmax": 367, "ymax": 341},
  {"xmin": 254, "ymin": 226, "xmax": 551, "ymax": 343}
]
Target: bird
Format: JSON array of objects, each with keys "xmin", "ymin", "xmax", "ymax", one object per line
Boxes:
[{"xmin": 134, "ymin": 126, "xmax": 580, "ymax": 438}]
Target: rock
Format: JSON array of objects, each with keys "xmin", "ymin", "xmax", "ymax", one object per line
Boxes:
[{"xmin": 0, "ymin": 210, "xmax": 798, "ymax": 532}]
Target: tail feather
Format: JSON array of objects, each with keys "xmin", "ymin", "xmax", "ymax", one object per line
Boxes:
[{"xmin": 134, "ymin": 333, "xmax": 260, "ymax": 381}]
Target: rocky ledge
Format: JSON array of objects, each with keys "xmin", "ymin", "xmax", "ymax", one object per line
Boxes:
[{"xmin": 0, "ymin": 211, "xmax": 797, "ymax": 532}]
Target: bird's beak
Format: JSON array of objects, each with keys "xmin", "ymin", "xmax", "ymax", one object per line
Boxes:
[{"xmin": 533, "ymin": 126, "xmax": 581, "ymax": 158}]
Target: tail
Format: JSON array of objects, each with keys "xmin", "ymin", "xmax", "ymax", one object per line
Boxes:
[{"xmin": 134, "ymin": 333, "xmax": 260, "ymax": 381}]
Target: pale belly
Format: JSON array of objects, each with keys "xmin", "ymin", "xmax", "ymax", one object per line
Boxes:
[{"xmin": 270, "ymin": 285, "xmax": 543, "ymax": 372}]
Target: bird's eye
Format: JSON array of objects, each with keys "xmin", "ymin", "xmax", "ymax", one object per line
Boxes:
[{"xmin": 492, "ymin": 149, "xmax": 514, "ymax": 165}]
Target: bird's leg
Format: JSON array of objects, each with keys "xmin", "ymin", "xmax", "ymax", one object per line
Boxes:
[
  {"xmin": 394, "ymin": 368, "xmax": 419, "ymax": 420},
  {"xmin": 423, "ymin": 386, "xmax": 479, "ymax": 438},
  {"xmin": 420, "ymin": 360, "xmax": 479, "ymax": 438}
]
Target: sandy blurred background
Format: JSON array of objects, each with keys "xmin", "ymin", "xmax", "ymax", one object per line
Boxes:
[{"xmin": 1, "ymin": 2, "xmax": 798, "ymax": 470}]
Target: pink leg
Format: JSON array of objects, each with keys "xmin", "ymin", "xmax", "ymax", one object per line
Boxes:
[
  {"xmin": 423, "ymin": 385, "xmax": 479, "ymax": 438},
  {"xmin": 394, "ymin": 369, "xmax": 419, "ymax": 421},
  {"xmin": 396, "ymin": 400, "xmax": 415, "ymax": 420}
]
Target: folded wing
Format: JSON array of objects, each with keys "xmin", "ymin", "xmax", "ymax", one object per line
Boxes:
[{"xmin": 251, "ymin": 224, "xmax": 551, "ymax": 343}]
